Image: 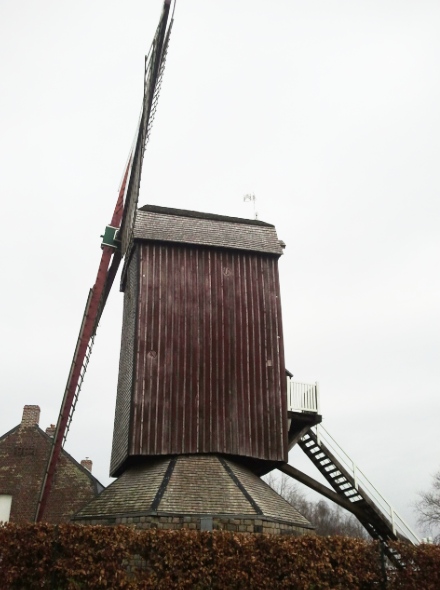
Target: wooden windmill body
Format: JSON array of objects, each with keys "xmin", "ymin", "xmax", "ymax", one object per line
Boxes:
[{"xmin": 111, "ymin": 205, "xmax": 288, "ymax": 477}]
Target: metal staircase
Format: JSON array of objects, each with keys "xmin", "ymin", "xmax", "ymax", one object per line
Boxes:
[{"xmin": 294, "ymin": 426, "xmax": 420, "ymax": 566}]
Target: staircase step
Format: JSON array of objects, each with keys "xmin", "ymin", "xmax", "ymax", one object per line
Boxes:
[{"xmin": 345, "ymin": 489, "xmax": 359, "ymax": 497}]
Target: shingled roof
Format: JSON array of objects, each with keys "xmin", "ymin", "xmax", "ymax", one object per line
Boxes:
[
  {"xmin": 133, "ymin": 205, "xmax": 284, "ymax": 255},
  {"xmin": 73, "ymin": 455, "xmax": 312, "ymax": 530}
]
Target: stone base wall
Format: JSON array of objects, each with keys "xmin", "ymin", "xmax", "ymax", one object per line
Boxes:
[{"xmin": 73, "ymin": 513, "xmax": 313, "ymax": 536}]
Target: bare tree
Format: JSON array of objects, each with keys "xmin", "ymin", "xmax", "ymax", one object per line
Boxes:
[
  {"xmin": 415, "ymin": 470, "xmax": 440, "ymax": 543},
  {"xmin": 264, "ymin": 471, "xmax": 367, "ymax": 539},
  {"xmin": 263, "ymin": 472, "xmax": 310, "ymax": 527},
  {"xmin": 264, "ymin": 471, "xmax": 309, "ymax": 512},
  {"xmin": 305, "ymin": 499, "xmax": 367, "ymax": 538}
]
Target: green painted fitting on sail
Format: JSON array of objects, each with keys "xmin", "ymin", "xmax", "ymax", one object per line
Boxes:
[{"xmin": 101, "ymin": 225, "xmax": 121, "ymax": 249}]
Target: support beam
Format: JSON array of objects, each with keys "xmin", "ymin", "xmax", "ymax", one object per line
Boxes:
[
  {"xmin": 287, "ymin": 414, "xmax": 322, "ymax": 451},
  {"xmin": 288, "ymin": 425, "xmax": 314, "ymax": 451},
  {"xmin": 278, "ymin": 463, "xmax": 365, "ymax": 519}
]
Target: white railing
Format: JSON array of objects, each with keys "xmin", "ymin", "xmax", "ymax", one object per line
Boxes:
[
  {"xmin": 313, "ymin": 424, "xmax": 420, "ymax": 545},
  {"xmin": 287, "ymin": 378, "xmax": 320, "ymax": 414}
]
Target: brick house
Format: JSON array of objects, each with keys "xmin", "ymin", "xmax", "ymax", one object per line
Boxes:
[{"xmin": 0, "ymin": 405, "xmax": 103, "ymax": 523}]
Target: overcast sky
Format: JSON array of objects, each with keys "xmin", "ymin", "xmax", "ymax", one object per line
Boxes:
[{"xmin": 1, "ymin": 0, "xmax": 439, "ymax": 536}]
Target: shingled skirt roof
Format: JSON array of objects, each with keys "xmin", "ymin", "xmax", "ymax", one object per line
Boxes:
[{"xmin": 73, "ymin": 454, "xmax": 312, "ymax": 530}]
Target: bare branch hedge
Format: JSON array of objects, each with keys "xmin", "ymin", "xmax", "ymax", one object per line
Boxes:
[{"xmin": 0, "ymin": 524, "xmax": 439, "ymax": 589}]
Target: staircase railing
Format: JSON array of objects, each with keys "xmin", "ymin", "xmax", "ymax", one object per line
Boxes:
[
  {"xmin": 287, "ymin": 378, "xmax": 320, "ymax": 414},
  {"xmin": 313, "ymin": 424, "xmax": 420, "ymax": 545}
]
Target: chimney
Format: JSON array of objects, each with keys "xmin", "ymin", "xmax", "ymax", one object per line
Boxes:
[
  {"xmin": 21, "ymin": 405, "xmax": 41, "ymax": 427},
  {"xmin": 81, "ymin": 458, "xmax": 93, "ymax": 473},
  {"xmin": 45, "ymin": 424, "xmax": 56, "ymax": 438}
]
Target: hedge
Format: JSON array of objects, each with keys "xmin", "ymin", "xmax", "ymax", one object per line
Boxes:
[{"xmin": 0, "ymin": 524, "xmax": 439, "ymax": 589}]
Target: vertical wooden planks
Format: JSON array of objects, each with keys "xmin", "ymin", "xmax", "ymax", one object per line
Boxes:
[{"xmin": 127, "ymin": 242, "xmax": 287, "ymax": 464}]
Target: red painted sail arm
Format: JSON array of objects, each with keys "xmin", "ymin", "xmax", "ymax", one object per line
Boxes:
[
  {"xmin": 36, "ymin": 0, "xmax": 175, "ymax": 522},
  {"xmin": 35, "ymin": 161, "xmax": 130, "ymax": 522}
]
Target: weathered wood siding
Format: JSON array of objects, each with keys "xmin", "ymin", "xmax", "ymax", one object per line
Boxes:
[
  {"xmin": 110, "ymin": 249, "xmax": 139, "ymax": 476},
  {"xmin": 113, "ymin": 241, "xmax": 287, "ymax": 469}
]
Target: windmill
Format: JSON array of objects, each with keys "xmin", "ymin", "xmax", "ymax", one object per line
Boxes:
[{"xmin": 36, "ymin": 0, "xmax": 420, "ymax": 564}]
